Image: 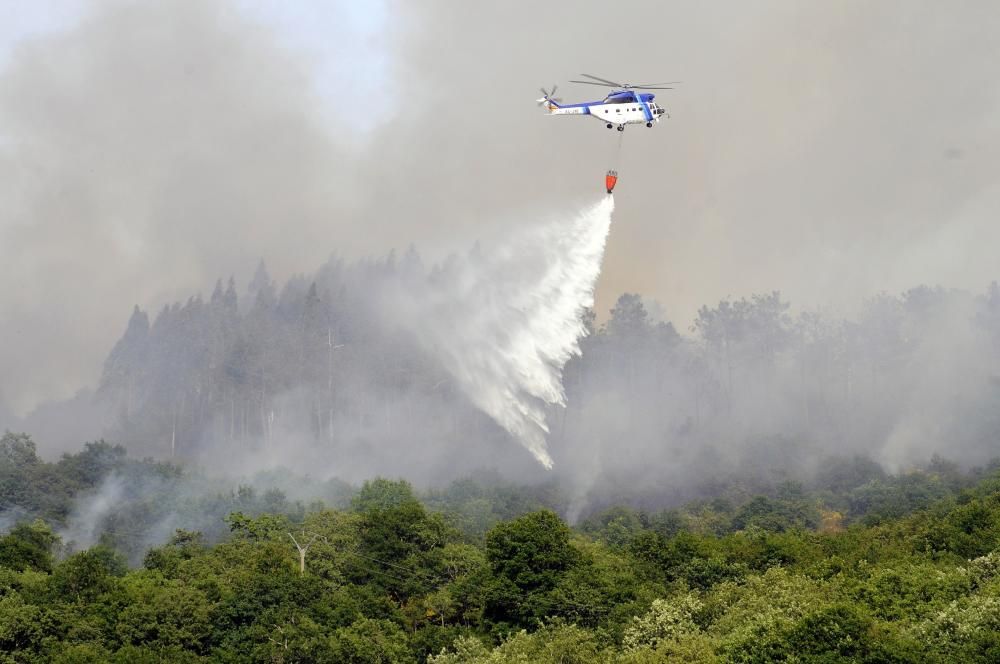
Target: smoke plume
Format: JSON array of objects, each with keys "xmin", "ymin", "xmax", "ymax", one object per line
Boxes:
[{"xmin": 3, "ymin": 0, "xmax": 1000, "ymax": 501}]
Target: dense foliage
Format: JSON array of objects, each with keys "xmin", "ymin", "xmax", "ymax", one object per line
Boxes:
[{"xmin": 3, "ymin": 435, "xmax": 1000, "ymax": 662}]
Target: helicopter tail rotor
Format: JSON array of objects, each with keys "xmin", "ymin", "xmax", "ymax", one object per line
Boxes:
[{"xmin": 536, "ymin": 85, "xmax": 563, "ymax": 106}]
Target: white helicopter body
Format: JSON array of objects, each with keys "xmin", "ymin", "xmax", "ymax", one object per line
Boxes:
[{"xmin": 537, "ymin": 74, "xmax": 675, "ymax": 131}]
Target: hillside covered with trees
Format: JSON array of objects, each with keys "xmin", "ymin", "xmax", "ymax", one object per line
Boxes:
[
  {"xmin": 3, "ymin": 431, "xmax": 1000, "ymax": 662},
  {"xmin": 81, "ymin": 251, "xmax": 1000, "ymax": 504},
  {"xmin": 8, "ymin": 255, "xmax": 1000, "ymax": 663}
]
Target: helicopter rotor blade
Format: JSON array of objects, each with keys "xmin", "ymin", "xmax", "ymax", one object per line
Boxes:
[
  {"xmin": 633, "ymin": 86, "xmax": 674, "ymax": 90},
  {"xmin": 633, "ymin": 81, "xmax": 682, "ymax": 87},
  {"xmin": 569, "ymin": 80, "xmax": 618, "ymax": 87},
  {"xmin": 580, "ymin": 73, "xmax": 623, "ymax": 86}
]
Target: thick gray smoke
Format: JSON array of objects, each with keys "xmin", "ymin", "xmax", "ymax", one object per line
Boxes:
[
  {"xmin": 546, "ymin": 285, "xmax": 1000, "ymax": 519},
  {"xmin": 372, "ymin": 0, "xmax": 1000, "ymax": 321},
  {"xmin": 387, "ymin": 197, "xmax": 614, "ymax": 467},
  {"xmin": 7, "ymin": 1, "xmax": 1000, "ymax": 421},
  {"xmin": 2, "ymin": 0, "xmax": 1000, "ymax": 507},
  {"xmin": 0, "ymin": 0, "xmax": 357, "ymax": 416}
]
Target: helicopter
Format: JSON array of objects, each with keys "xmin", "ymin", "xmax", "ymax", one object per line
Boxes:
[{"xmin": 536, "ymin": 73, "xmax": 676, "ymax": 131}]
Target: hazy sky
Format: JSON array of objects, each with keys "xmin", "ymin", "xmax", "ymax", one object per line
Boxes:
[
  {"xmin": 0, "ymin": 1, "xmax": 388, "ymax": 106},
  {"xmin": 2, "ymin": 0, "xmax": 999, "ymax": 416}
]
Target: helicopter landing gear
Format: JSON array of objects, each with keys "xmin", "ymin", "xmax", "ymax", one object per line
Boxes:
[
  {"xmin": 646, "ymin": 122, "xmax": 653, "ymax": 127},
  {"xmin": 616, "ymin": 125, "xmax": 624, "ymax": 132},
  {"xmin": 606, "ymin": 123, "xmax": 613, "ymax": 129}
]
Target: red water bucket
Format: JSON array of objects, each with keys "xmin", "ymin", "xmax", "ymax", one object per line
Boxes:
[{"xmin": 605, "ymin": 170, "xmax": 618, "ymax": 194}]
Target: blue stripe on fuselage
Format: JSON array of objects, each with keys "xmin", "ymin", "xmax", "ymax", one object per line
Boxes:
[{"xmin": 640, "ymin": 99, "xmax": 653, "ymax": 123}]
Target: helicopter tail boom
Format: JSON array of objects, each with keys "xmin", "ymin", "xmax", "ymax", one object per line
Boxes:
[{"xmin": 538, "ymin": 101, "xmax": 591, "ymax": 116}]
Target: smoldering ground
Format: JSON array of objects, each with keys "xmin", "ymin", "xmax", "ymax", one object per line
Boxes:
[{"xmin": 2, "ymin": 0, "xmax": 1000, "ymax": 524}]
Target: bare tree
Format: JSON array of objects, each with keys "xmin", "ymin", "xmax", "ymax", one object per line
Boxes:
[{"xmin": 287, "ymin": 532, "xmax": 320, "ymax": 575}]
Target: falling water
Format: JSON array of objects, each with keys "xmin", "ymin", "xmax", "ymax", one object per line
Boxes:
[{"xmin": 393, "ymin": 196, "xmax": 615, "ymax": 468}]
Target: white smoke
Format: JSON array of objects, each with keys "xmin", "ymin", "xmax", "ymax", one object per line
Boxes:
[
  {"xmin": 57, "ymin": 474, "xmax": 126, "ymax": 551},
  {"xmin": 390, "ymin": 197, "xmax": 615, "ymax": 468}
]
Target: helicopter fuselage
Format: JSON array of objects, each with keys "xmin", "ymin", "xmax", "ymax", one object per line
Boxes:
[{"xmin": 542, "ymin": 91, "xmax": 668, "ymax": 130}]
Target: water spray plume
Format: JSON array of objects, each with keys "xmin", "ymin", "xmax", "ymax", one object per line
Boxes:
[{"xmin": 395, "ymin": 197, "xmax": 615, "ymax": 468}]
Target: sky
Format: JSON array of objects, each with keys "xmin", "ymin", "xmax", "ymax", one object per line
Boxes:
[
  {"xmin": 0, "ymin": 1, "xmax": 388, "ymax": 102},
  {"xmin": 2, "ymin": 0, "xmax": 1000, "ymax": 417},
  {"xmin": 0, "ymin": 2, "xmax": 87, "ymax": 62}
]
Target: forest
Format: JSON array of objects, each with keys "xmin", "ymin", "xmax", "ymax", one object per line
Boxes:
[
  {"xmin": 79, "ymin": 252, "xmax": 1000, "ymax": 503},
  {"xmin": 4, "ymin": 256, "xmax": 1000, "ymax": 662},
  {"xmin": 3, "ymin": 430, "xmax": 1000, "ymax": 662}
]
